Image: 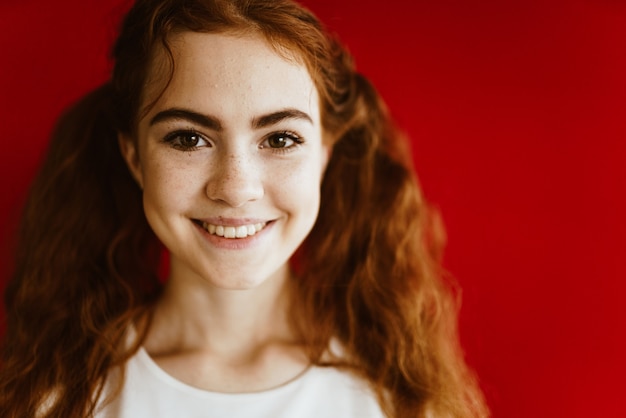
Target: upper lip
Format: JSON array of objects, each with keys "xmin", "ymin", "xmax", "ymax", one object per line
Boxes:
[{"xmin": 193, "ymin": 217, "xmax": 271, "ymax": 227}]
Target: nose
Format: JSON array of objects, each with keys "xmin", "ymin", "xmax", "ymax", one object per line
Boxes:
[{"xmin": 206, "ymin": 152, "xmax": 264, "ymax": 207}]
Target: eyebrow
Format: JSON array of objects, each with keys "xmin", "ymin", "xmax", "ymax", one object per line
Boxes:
[
  {"xmin": 149, "ymin": 108, "xmax": 222, "ymax": 131},
  {"xmin": 149, "ymin": 108, "xmax": 313, "ymax": 131},
  {"xmin": 251, "ymin": 109, "xmax": 313, "ymax": 129}
]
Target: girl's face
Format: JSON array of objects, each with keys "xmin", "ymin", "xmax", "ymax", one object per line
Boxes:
[{"xmin": 120, "ymin": 32, "xmax": 328, "ymax": 289}]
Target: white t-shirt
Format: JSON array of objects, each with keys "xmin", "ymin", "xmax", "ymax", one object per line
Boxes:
[{"xmin": 95, "ymin": 347, "xmax": 385, "ymax": 418}]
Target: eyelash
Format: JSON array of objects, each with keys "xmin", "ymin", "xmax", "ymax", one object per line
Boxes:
[
  {"xmin": 260, "ymin": 131, "xmax": 304, "ymax": 154},
  {"xmin": 161, "ymin": 129, "xmax": 304, "ymax": 153},
  {"xmin": 162, "ymin": 129, "xmax": 208, "ymax": 152}
]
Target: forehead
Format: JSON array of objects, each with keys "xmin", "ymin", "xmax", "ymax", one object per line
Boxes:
[{"xmin": 140, "ymin": 31, "xmax": 320, "ymax": 125}]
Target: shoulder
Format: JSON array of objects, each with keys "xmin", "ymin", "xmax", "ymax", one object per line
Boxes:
[
  {"xmin": 298, "ymin": 366, "xmax": 384, "ymax": 416},
  {"xmin": 95, "ymin": 348, "xmax": 386, "ymax": 418}
]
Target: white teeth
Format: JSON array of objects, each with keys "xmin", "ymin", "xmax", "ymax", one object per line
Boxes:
[
  {"xmin": 201, "ymin": 221, "xmax": 267, "ymax": 239},
  {"xmin": 236, "ymin": 226, "xmax": 248, "ymax": 238},
  {"xmin": 224, "ymin": 227, "xmax": 236, "ymax": 238}
]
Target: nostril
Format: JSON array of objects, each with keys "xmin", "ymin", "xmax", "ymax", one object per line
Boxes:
[{"xmin": 205, "ymin": 165, "xmax": 264, "ymax": 206}]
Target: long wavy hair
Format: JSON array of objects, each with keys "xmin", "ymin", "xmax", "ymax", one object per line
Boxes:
[{"xmin": 0, "ymin": 0, "xmax": 488, "ymax": 417}]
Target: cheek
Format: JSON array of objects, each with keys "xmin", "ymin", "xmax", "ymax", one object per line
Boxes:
[
  {"xmin": 270, "ymin": 156, "xmax": 324, "ymax": 216},
  {"xmin": 140, "ymin": 156, "xmax": 202, "ymax": 214}
]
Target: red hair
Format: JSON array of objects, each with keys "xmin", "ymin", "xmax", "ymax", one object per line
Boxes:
[{"xmin": 0, "ymin": 1, "xmax": 488, "ymax": 417}]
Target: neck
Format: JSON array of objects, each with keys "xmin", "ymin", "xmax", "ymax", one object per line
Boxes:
[{"xmin": 145, "ymin": 260, "xmax": 297, "ymax": 361}]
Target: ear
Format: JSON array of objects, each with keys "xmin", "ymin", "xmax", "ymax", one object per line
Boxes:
[
  {"xmin": 320, "ymin": 131, "xmax": 334, "ymax": 174},
  {"xmin": 118, "ymin": 133, "xmax": 144, "ymax": 189},
  {"xmin": 321, "ymin": 144, "xmax": 332, "ymax": 173}
]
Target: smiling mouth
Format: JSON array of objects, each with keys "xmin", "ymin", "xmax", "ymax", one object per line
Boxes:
[{"xmin": 199, "ymin": 221, "xmax": 268, "ymax": 239}]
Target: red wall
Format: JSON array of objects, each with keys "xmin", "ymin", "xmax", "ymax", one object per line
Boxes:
[{"xmin": 1, "ymin": 0, "xmax": 625, "ymax": 416}]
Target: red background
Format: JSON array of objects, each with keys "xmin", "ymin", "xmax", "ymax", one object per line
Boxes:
[{"xmin": 1, "ymin": 0, "xmax": 625, "ymax": 416}]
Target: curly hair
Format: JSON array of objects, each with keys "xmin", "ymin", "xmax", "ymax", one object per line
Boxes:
[{"xmin": 0, "ymin": 0, "xmax": 488, "ymax": 417}]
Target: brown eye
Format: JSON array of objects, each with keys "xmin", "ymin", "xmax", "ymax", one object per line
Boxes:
[
  {"xmin": 268, "ymin": 134, "xmax": 292, "ymax": 148},
  {"xmin": 163, "ymin": 129, "xmax": 210, "ymax": 151},
  {"xmin": 262, "ymin": 131, "xmax": 302, "ymax": 150},
  {"xmin": 179, "ymin": 133, "xmax": 201, "ymax": 147}
]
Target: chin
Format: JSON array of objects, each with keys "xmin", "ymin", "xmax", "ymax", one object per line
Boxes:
[{"xmin": 201, "ymin": 269, "xmax": 285, "ymax": 291}]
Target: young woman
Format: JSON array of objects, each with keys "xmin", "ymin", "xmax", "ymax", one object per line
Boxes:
[{"xmin": 0, "ymin": 0, "xmax": 488, "ymax": 417}]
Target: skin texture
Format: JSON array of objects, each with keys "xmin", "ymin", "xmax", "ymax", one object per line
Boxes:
[{"xmin": 119, "ymin": 32, "xmax": 329, "ymax": 392}]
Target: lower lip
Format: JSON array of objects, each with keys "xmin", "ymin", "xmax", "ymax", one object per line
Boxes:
[{"xmin": 193, "ymin": 221, "xmax": 273, "ymax": 250}]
